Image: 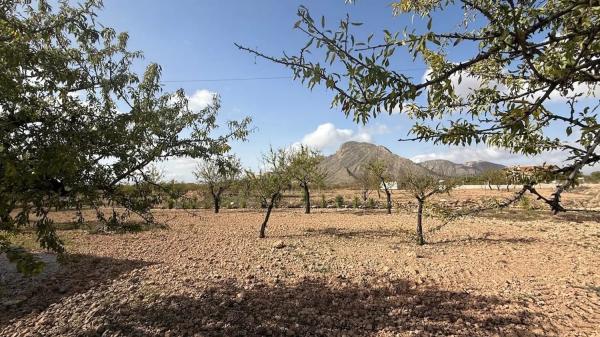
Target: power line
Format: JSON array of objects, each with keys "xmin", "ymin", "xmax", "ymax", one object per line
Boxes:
[
  {"xmin": 160, "ymin": 76, "xmax": 291, "ymax": 83},
  {"xmin": 160, "ymin": 67, "xmax": 428, "ymax": 84}
]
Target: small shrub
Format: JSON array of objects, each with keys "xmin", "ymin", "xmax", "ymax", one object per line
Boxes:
[
  {"xmin": 321, "ymin": 194, "xmax": 327, "ymax": 208},
  {"xmin": 353, "ymin": 196, "xmax": 360, "ymax": 208},
  {"xmin": 520, "ymin": 196, "xmax": 532, "ymax": 210},
  {"xmin": 335, "ymin": 195, "xmax": 344, "ymax": 208},
  {"xmin": 368, "ymin": 197, "xmax": 376, "ymax": 209},
  {"xmin": 167, "ymin": 199, "xmax": 175, "ymax": 209}
]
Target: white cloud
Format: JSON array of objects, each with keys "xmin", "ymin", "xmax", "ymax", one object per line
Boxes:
[
  {"xmin": 547, "ymin": 82, "xmax": 600, "ymax": 102},
  {"xmin": 421, "ymin": 67, "xmax": 599, "ymax": 102},
  {"xmin": 411, "ymin": 145, "xmax": 571, "ymax": 167},
  {"xmin": 156, "ymin": 157, "xmax": 198, "ymax": 182},
  {"xmin": 293, "ymin": 122, "xmax": 390, "ymax": 153},
  {"xmin": 187, "ymin": 89, "xmax": 217, "ymax": 111},
  {"xmin": 411, "ymin": 146, "xmax": 517, "ymax": 164}
]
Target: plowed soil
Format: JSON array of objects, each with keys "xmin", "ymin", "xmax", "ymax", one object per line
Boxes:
[{"xmin": 1, "ymin": 205, "xmax": 599, "ymax": 337}]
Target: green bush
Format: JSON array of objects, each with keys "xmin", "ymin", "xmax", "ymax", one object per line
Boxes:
[
  {"xmin": 368, "ymin": 198, "xmax": 376, "ymax": 209},
  {"xmin": 321, "ymin": 194, "xmax": 327, "ymax": 208},
  {"xmin": 520, "ymin": 196, "xmax": 532, "ymax": 210},
  {"xmin": 353, "ymin": 196, "xmax": 360, "ymax": 208},
  {"xmin": 335, "ymin": 195, "xmax": 344, "ymax": 208},
  {"xmin": 167, "ymin": 198, "xmax": 175, "ymax": 209}
]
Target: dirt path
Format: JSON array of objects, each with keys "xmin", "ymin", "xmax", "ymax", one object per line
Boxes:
[{"xmin": 1, "ymin": 209, "xmax": 599, "ymax": 336}]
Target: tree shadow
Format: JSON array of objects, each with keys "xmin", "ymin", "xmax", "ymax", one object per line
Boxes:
[
  {"xmin": 432, "ymin": 236, "xmax": 538, "ymax": 245},
  {"xmin": 81, "ymin": 277, "xmax": 554, "ymax": 337},
  {"xmin": 0, "ymin": 253, "xmax": 152, "ymax": 326},
  {"xmin": 283, "ymin": 226, "xmax": 414, "ymax": 240},
  {"xmin": 474, "ymin": 209, "xmax": 600, "ymax": 223}
]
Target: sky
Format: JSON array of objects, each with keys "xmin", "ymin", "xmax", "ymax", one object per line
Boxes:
[{"xmin": 96, "ymin": 0, "xmax": 598, "ymax": 181}]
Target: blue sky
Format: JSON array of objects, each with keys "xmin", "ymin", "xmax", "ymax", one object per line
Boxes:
[{"xmin": 97, "ymin": 0, "xmax": 596, "ymax": 181}]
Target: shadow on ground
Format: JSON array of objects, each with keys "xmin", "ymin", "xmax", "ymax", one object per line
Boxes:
[
  {"xmin": 0, "ymin": 253, "xmax": 152, "ymax": 327},
  {"xmin": 432, "ymin": 237, "xmax": 538, "ymax": 245},
  {"xmin": 283, "ymin": 226, "xmax": 414, "ymax": 240},
  {"xmin": 475, "ymin": 209, "xmax": 600, "ymax": 223},
  {"xmin": 84, "ymin": 277, "xmax": 553, "ymax": 337}
]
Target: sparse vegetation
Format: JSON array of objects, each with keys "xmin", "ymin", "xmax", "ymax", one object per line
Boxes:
[
  {"xmin": 399, "ymin": 171, "xmax": 455, "ymax": 245},
  {"xmin": 0, "ymin": 0, "xmax": 250, "ymax": 274},
  {"xmin": 238, "ymin": 0, "xmax": 600, "ymax": 214},
  {"xmin": 288, "ymin": 145, "xmax": 327, "ymax": 214},
  {"xmin": 353, "ymin": 196, "xmax": 360, "ymax": 209},
  {"xmin": 3, "ymin": 1, "xmax": 600, "ymax": 336},
  {"xmin": 194, "ymin": 155, "xmax": 242, "ymax": 213},
  {"xmin": 365, "ymin": 159, "xmax": 394, "ymax": 214},
  {"xmin": 248, "ymin": 147, "xmax": 292, "ymax": 238},
  {"xmin": 335, "ymin": 195, "xmax": 344, "ymax": 208}
]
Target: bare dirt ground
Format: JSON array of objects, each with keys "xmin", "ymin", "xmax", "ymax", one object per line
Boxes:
[{"xmin": 1, "ymin": 193, "xmax": 600, "ymax": 336}]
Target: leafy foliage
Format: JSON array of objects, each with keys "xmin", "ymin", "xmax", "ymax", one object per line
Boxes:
[
  {"xmin": 247, "ymin": 147, "xmax": 292, "ymax": 237},
  {"xmin": 365, "ymin": 159, "xmax": 395, "ymax": 213},
  {"xmin": 288, "ymin": 145, "xmax": 327, "ymax": 213},
  {"xmin": 194, "ymin": 155, "xmax": 242, "ymax": 213},
  {"xmin": 237, "ymin": 0, "xmax": 600, "ymax": 213},
  {"xmin": 0, "ymin": 0, "xmax": 250, "ymax": 274},
  {"xmin": 398, "ymin": 170, "xmax": 455, "ymax": 244}
]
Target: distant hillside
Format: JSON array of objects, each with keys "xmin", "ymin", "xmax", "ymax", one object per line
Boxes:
[
  {"xmin": 319, "ymin": 142, "xmax": 431, "ymax": 186},
  {"xmin": 418, "ymin": 159, "xmax": 480, "ymax": 177},
  {"xmin": 464, "ymin": 160, "xmax": 505, "ymax": 173},
  {"xmin": 418, "ymin": 159, "xmax": 505, "ymax": 177}
]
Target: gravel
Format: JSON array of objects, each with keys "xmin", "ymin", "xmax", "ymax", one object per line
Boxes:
[{"xmin": 1, "ymin": 206, "xmax": 599, "ymax": 336}]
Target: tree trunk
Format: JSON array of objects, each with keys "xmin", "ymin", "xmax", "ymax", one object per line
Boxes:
[
  {"xmin": 416, "ymin": 199, "xmax": 425, "ymax": 245},
  {"xmin": 259, "ymin": 197, "xmax": 276, "ymax": 238},
  {"xmin": 303, "ymin": 183, "xmax": 310, "ymax": 214},
  {"xmin": 385, "ymin": 189, "xmax": 392, "ymax": 214},
  {"xmin": 212, "ymin": 192, "xmax": 220, "ymax": 213}
]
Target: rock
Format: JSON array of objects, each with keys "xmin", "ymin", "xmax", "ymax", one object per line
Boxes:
[
  {"xmin": 235, "ymin": 292, "xmax": 245, "ymax": 303},
  {"xmin": 273, "ymin": 241, "xmax": 286, "ymax": 249}
]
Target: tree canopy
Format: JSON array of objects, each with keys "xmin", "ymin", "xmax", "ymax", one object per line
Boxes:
[
  {"xmin": 237, "ymin": 0, "xmax": 600, "ymax": 213},
  {"xmin": 194, "ymin": 154, "xmax": 243, "ymax": 213},
  {"xmin": 288, "ymin": 145, "xmax": 326, "ymax": 213},
  {"xmin": 1, "ymin": 0, "xmax": 250, "ymax": 274},
  {"xmin": 248, "ymin": 147, "xmax": 292, "ymax": 238}
]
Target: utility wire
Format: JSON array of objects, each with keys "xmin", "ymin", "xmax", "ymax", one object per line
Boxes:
[
  {"xmin": 160, "ymin": 76, "xmax": 291, "ymax": 83},
  {"xmin": 160, "ymin": 67, "xmax": 427, "ymax": 83}
]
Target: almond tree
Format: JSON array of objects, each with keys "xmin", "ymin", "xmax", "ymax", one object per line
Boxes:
[
  {"xmin": 248, "ymin": 148, "xmax": 292, "ymax": 238},
  {"xmin": 289, "ymin": 145, "xmax": 327, "ymax": 214},
  {"xmin": 398, "ymin": 171, "xmax": 454, "ymax": 245},
  {"xmin": 0, "ymin": 0, "xmax": 250, "ymax": 274},
  {"xmin": 237, "ymin": 0, "xmax": 600, "ymax": 214},
  {"xmin": 348, "ymin": 166, "xmax": 378, "ymax": 203},
  {"xmin": 366, "ymin": 159, "xmax": 394, "ymax": 214},
  {"xmin": 194, "ymin": 155, "xmax": 242, "ymax": 213}
]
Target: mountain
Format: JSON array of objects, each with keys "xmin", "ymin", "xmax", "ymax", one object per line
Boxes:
[
  {"xmin": 319, "ymin": 141, "xmax": 431, "ymax": 186},
  {"xmin": 464, "ymin": 160, "xmax": 505, "ymax": 172},
  {"xmin": 418, "ymin": 159, "xmax": 505, "ymax": 176},
  {"xmin": 418, "ymin": 159, "xmax": 480, "ymax": 177}
]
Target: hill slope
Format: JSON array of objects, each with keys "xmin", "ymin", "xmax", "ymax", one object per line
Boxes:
[
  {"xmin": 418, "ymin": 159, "xmax": 480, "ymax": 177},
  {"xmin": 464, "ymin": 160, "xmax": 505, "ymax": 172},
  {"xmin": 319, "ymin": 142, "xmax": 431, "ymax": 186},
  {"xmin": 418, "ymin": 159, "xmax": 505, "ymax": 176}
]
